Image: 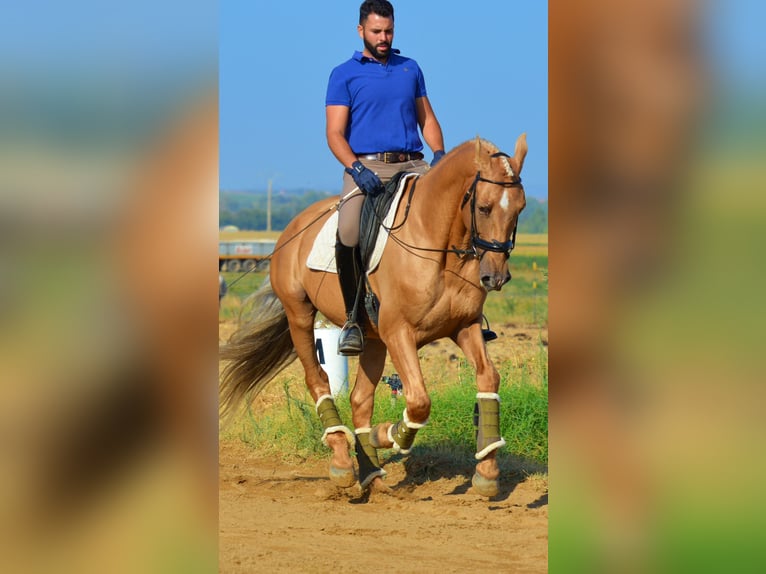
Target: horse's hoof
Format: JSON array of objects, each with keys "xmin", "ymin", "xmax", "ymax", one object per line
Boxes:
[
  {"xmin": 471, "ymin": 472, "xmax": 499, "ymax": 497},
  {"xmin": 329, "ymin": 465, "xmax": 356, "ymax": 488},
  {"xmin": 368, "ymin": 476, "xmax": 393, "ymax": 494}
]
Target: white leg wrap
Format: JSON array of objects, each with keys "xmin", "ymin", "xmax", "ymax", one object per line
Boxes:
[
  {"xmin": 475, "ymin": 437, "xmax": 507, "ymax": 460},
  {"xmin": 474, "ymin": 392, "xmax": 505, "ymax": 459},
  {"xmin": 403, "ymin": 408, "xmax": 428, "ymax": 429},
  {"xmin": 389, "ymin": 409, "xmax": 428, "ymax": 454},
  {"xmin": 321, "ymin": 425, "xmax": 355, "ymax": 447},
  {"xmin": 316, "ymin": 394, "xmax": 353, "ymax": 446}
]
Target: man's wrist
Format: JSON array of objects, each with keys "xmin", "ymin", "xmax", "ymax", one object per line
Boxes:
[{"xmin": 345, "ymin": 160, "xmax": 365, "ymax": 174}]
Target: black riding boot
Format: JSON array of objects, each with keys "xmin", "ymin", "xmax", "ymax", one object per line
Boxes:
[{"xmin": 335, "ymin": 236, "xmax": 364, "ymax": 355}]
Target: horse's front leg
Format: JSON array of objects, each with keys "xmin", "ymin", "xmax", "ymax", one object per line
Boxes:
[
  {"xmin": 453, "ymin": 321, "xmax": 505, "ymax": 497},
  {"xmin": 349, "ymin": 338, "xmax": 389, "ymax": 490},
  {"xmin": 370, "ymin": 328, "xmax": 431, "ymax": 456}
]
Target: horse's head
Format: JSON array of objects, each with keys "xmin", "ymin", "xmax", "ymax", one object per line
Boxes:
[{"xmin": 466, "ymin": 134, "xmax": 528, "ymax": 291}]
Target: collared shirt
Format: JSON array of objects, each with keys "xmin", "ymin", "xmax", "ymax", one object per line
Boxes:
[{"xmin": 326, "ymin": 50, "xmax": 427, "ymax": 154}]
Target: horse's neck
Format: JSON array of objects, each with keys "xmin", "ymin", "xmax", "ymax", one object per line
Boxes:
[{"xmin": 410, "ymin": 152, "xmax": 474, "ymax": 253}]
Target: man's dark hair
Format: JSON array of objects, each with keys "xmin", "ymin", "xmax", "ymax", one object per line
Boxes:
[{"xmin": 359, "ymin": 0, "xmax": 394, "ymax": 25}]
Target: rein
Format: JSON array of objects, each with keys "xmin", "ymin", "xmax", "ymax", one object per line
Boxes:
[
  {"xmin": 225, "ymin": 203, "xmax": 338, "ymax": 289},
  {"xmin": 226, "ymin": 151, "xmax": 522, "ymax": 288},
  {"xmin": 380, "ymin": 151, "xmax": 523, "ymax": 259}
]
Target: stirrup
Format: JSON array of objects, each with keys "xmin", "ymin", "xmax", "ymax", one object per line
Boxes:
[
  {"xmin": 481, "ymin": 314, "xmax": 498, "ymax": 342},
  {"xmin": 338, "ymin": 320, "xmax": 364, "ymax": 355}
]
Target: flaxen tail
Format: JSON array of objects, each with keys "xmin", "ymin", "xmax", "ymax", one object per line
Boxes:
[{"xmin": 219, "ymin": 276, "xmax": 297, "ymax": 421}]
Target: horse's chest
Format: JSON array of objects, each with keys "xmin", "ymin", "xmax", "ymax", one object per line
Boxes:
[
  {"xmin": 374, "ymin": 271, "xmax": 484, "ymax": 337},
  {"xmin": 448, "ymin": 289, "xmax": 485, "ymax": 322},
  {"xmin": 417, "ymin": 284, "xmax": 485, "ymax": 333}
]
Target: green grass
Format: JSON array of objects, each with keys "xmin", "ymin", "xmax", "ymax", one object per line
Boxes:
[
  {"xmin": 219, "ymin": 270, "xmax": 269, "ymax": 321},
  {"xmin": 220, "ymin": 253, "xmax": 548, "ymax": 327},
  {"xmin": 224, "ymin": 356, "xmax": 548, "ymax": 467},
  {"xmin": 484, "ymin": 253, "xmax": 549, "ymax": 327},
  {"xmin": 220, "ymin": 245, "xmax": 548, "ymax": 472}
]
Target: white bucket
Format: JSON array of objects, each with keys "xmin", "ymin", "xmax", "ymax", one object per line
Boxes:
[{"xmin": 314, "ymin": 328, "xmax": 349, "ymax": 396}]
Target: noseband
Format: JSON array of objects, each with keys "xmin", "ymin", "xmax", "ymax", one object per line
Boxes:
[{"xmin": 460, "ymin": 152, "xmax": 523, "ymax": 258}]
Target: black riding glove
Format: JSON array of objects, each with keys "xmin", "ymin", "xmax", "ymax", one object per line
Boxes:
[{"xmin": 346, "ymin": 161, "xmax": 384, "ymax": 196}]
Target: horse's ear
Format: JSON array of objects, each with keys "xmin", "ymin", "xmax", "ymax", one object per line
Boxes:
[
  {"xmin": 513, "ymin": 133, "xmax": 528, "ymax": 173},
  {"xmin": 474, "ymin": 135, "xmax": 490, "ymax": 169}
]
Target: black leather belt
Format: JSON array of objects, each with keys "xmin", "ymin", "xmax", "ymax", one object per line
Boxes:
[{"xmin": 357, "ymin": 151, "xmax": 424, "ymax": 163}]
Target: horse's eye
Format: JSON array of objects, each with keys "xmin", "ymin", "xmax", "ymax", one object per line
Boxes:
[{"xmin": 478, "ymin": 205, "xmax": 492, "ymax": 216}]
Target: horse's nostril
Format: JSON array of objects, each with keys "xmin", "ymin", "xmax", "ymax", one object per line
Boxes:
[{"xmin": 481, "ymin": 275, "xmax": 504, "ymax": 291}]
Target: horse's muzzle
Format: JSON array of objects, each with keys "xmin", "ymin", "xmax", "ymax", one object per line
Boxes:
[{"xmin": 481, "ymin": 271, "xmax": 511, "ymax": 291}]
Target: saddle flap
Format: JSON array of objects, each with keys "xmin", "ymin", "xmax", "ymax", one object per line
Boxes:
[{"xmin": 358, "ymin": 171, "xmax": 413, "ymax": 267}]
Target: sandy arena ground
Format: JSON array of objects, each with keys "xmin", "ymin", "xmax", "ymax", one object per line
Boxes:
[
  {"xmin": 219, "ymin": 321, "xmax": 548, "ymax": 573},
  {"xmin": 219, "ymin": 439, "xmax": 548, "ymax": 573}
]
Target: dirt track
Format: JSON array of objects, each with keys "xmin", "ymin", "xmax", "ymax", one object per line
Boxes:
[
  {"xmin": 219, "ymin": 320, "xmax": 548, "ymax": 572},
  {"xmin": 219, "ymin": 438, "xmax": 547, "ymax": 573}
]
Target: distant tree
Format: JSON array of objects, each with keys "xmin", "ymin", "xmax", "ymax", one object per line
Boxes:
[
  {"xmin": 220, "ymin": 189, "xmax": 547, "ymax": 233},
  {"xmin": 219, "ymin": 189, "xmax": 334, "ymax": 231},
  {"xmin": 518, "ymin": 199, "xmax": 548, "ymax": 233}
]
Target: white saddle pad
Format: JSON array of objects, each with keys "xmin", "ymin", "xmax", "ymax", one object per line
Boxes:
[{"xmin": 306, "ymin": 173, "xmax": 419, "ymax": 274}]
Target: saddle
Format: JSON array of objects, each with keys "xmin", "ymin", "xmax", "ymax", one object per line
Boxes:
[
  {"xmin": 356, "ymin": 171, "xmax": 418, "ymax": 327},
  {"xmin": 358, "ymin": 171, "xmax": 412, "ymax": 265}
]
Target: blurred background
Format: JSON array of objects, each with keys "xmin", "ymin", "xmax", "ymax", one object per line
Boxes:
[
  {"xmin": 550, "ymin": 0, "xmax": 766, "ymax": 572},
  {"xmin": 0, "ymin": 2, "xmax": 217, "ymax": 573},
  {"xmin": 1, "ymin": 0, "xmax": 765, "ymax": 572}
]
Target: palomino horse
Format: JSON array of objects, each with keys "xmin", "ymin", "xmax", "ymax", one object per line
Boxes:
[{"xmin": 220, "ymin": 134, "xmax": 527, "ymax": 496}]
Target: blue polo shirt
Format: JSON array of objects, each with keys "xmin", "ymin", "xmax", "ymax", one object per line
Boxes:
[{"xmin": 326, "ymin": 50, "xmax": 427, "ymax": 154}]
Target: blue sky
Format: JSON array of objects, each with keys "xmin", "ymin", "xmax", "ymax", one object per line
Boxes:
[{"xmin": 220, "ymin": 1, "xmax": 548, "ymax": 199}]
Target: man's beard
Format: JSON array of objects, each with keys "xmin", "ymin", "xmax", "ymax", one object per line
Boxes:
[{"xmin": 364, "ymin": 37, "xmax": 391, "ymax": 61}]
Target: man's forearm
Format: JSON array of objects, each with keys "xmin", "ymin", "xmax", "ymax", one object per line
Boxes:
[
  {"xmin": 327, "ymin": 131, "xmax": 359, "ymax": 169},
  {"xmin": 422, "ymin": 117, "xmax": 445, "ymax": 153}
]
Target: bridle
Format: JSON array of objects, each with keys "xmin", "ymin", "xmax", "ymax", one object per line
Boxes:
[
  {"xmin": 226, "ymin": 151, "xmax": 524, "ymax": 289},
  {"xmin": 459, "ymin": 151, "xmax": 523, "ymax": 259},
  {"xmin": 364, "ymin": 150, "xmax": 524, "ymax": 261}
]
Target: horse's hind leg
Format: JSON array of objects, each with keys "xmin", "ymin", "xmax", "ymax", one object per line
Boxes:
[
  {"xmin": 349, "ymin": 338, "xmax": 389, "ymax": 490},
  {"xmin": 282, "ymin": 298, "xmax": 355, "ymax": 487}
]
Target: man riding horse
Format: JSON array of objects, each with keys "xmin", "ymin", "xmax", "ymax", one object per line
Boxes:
[
  {"xmin": 326, "ymin": 0, "xmax": 446, "ymax": 355},
  {"xmin": 220, "ymin": 0, "xmax": 528, "ymax": 497}
]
